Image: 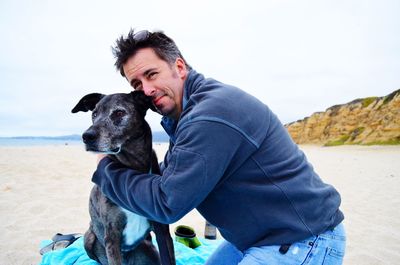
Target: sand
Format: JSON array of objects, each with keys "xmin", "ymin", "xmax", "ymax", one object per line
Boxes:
[{"xmin": 0, "ymin": 144, "xmax": 399, "ymax": 264}]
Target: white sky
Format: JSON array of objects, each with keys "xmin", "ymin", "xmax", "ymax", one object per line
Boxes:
[{"xmin": 0, "ymin": 0, "xmax": 399, "ymax": 136}]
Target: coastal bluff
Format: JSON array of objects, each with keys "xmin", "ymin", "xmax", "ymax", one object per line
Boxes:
[{"xmin": 285, "ymin": 89, "xmax": 400, "ymax": 146}]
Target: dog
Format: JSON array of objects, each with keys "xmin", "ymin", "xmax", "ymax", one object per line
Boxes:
[{"xmin": 72, "ymin": 91, "xmax": 175, "ymax": 265}]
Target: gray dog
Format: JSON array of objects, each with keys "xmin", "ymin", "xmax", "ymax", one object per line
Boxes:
[{"xmin": 72, "ymin": 91, "xmax": 175, "ymax": 265}]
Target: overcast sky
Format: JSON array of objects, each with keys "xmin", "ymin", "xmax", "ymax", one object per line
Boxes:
[{"xmin": 0, "ymin": 0, "xmax": 399, "ymax": 136}]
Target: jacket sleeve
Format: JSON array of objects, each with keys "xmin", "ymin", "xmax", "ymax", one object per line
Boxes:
[{"xmin": 92, "ymin": 120, "xmax": 256, "ymax": 224}]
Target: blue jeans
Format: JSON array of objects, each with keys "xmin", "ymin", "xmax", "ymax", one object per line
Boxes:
[{"xmin": 205, "ymin": 223, "xmax": 346, "ymax": 265}]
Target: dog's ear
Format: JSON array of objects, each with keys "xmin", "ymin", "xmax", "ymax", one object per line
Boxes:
[
  {"xmin": 130, "ymin": 91, "xmax": 157, "ymax": 116},
  {"xmin": 71, "ymin": 93, "xmax": 105, "ymax": 113}
]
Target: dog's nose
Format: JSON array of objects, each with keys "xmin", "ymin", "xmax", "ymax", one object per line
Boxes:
[{"xmin": 82, "ymin": 131, "xmax": 97, "ymax": 144}]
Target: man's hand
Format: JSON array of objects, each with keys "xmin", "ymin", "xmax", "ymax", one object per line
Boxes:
[{"xmin": 97, "ymin": 154, "xmax": 107, "ymax": 164}]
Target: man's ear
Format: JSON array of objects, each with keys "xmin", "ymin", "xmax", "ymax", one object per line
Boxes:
[
  {"xmin": 175, "ymin": 58, "xmax": 187, "ymax": 80},
  {"xmin": 130, "ymin": 90, "xmax": 157, "ymax": 116},
  {"xmin": 71, "ymin": 93, "xmax": 105, "ymax": 113}
]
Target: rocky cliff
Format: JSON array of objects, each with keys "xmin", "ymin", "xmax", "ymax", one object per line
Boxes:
[{"xmin": 285, "ymin": 89, "xmax": 400, "ymax": 146}]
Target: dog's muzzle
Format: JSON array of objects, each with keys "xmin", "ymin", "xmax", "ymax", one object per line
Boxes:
[
  {"xmin": 82, "ymin": 131, "xmax": 97, "ymax": 145},
  {"xmin": 82, "ymin": 131, "xmax": 121, "ymax": 154}
]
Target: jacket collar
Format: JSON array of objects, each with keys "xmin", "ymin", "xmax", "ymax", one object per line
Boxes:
[{"xmin": 161, "ymin": 69, "xmax": 205, "ymax": 142}]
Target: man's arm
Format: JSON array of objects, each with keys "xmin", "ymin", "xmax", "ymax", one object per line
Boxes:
[{"xmin": 92, "ymin": 120, "xmax": 256, "ymax": 223}]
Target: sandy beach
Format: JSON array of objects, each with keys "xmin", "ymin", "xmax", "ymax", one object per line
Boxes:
[{"xmin": 0, "ymin": 143, "xmax": 399, "ymax": 265}]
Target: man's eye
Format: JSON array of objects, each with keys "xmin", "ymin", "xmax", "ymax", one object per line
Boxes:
[
  {"xmin": 148, "ymin": 72, "xmax": 157, "ymax": 79},
  {"xmin": 131, "ymin": 80, "xmax": 142, "ymax": 90},
  {"xmin": 132, "ymin": 81, "xmax": 142, "ymax": 90}
]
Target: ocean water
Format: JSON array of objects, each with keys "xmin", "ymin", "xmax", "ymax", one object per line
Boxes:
[
  {"xmin": 0, "ymin": 138, "xmax": 83, "ymax": 147},
  {"xmin": 0, "ymin": 138, "xmax": 168, "ymax": 147},
  {"xmin": 0, "ymin": 132, "xmax": 168, "ymax": 147}
]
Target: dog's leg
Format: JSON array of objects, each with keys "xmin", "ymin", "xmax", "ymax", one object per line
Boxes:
[
  {"xmin": 150, "ymin": 151, "xmax": 175, "ymax": 265},
  {"xmin": 97, "ymin": 187, "xmax": 124, "ymax": 265},
  {"xmin": 84, "ymin": 225, "xmax": 110, "ymax": 265},
  {"xmin": 104, "ymin": 226, "xmax": 123, "ymax": 265},
  {"xmin": 100, "ymin": 201, "xmax": 127, "ymax": 265},
  {"xmin": 124, "ymin": 234, "xmax": 161, "ymax": 265},
  {"xmin": 152, "ymin": 222, "xmax": 176, "ymax": 265},
  {"xmin": 84, "ymin": 226, "xmax": 99, "ymax": 262}
]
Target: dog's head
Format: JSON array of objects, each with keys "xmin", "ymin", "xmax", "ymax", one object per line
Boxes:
[{"xmin": 71, "ymin": 91, "xmax": 155, "ymax": 154}]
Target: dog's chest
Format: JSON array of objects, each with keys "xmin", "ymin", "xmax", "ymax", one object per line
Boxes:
[{"xmin": 121, "ymin": 208, "xmax": 151, "ymax": 251}]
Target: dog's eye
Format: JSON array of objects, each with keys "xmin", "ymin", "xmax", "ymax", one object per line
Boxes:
[
  {"xmin": 116, "ymin": 110, "xmax": 125, "ymax": 117},
  {"xmin": 92, "ymin": 111, "xmax": 97, "ymax": 119},
  {"xmin": 112, "ymin": 110, "xmax": 126, "ymax": 119}
]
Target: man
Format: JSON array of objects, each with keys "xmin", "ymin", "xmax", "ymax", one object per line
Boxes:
[{"xmin": 93, "ymin": 29, "xmax": 346, "ymax": 264}]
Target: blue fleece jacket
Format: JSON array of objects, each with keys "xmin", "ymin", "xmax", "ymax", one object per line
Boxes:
[{"xmin": 92, "ymin": 70, "xmax": 344, "ymax": 251}]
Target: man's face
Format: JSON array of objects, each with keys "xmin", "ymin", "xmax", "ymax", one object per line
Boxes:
[{"xmin": 122, "ymin": 48, "xmax": 187, "ymax": 120}]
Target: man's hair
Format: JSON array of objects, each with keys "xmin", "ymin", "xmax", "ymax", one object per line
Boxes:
[{"xmin": 112, "ymin": 29, "xmax": 191, "ymax": 77}]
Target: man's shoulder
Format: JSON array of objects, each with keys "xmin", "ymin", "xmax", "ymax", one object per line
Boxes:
[
  {"xmin": 189, "ymin": 79, "xmax": 268, "ymax": 119},
  {"xmin": 180, "ymin": 80, "xmax": 273, "ymax": 147}
]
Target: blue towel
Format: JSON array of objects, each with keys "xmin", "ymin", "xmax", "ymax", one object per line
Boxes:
[
  {"xmin": 39, "ymin": 237, "xmax": 98, "ymax": 265},
  {"xmin": 174, "ymin": 237, "xmax": 223, "ymax": 265},
  {"xmin": 39, "ymin": 236, "xmax": 223, "ymax": 265}
]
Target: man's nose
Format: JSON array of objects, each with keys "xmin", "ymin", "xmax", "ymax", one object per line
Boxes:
[{"xmin": 142, "ymin": 82, "xmax": 156, "ymax": 97}]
